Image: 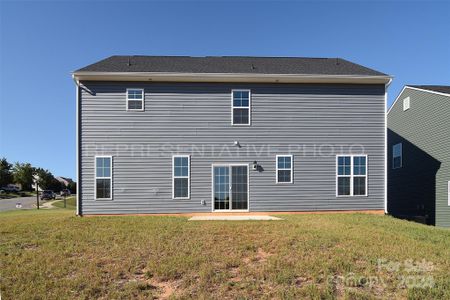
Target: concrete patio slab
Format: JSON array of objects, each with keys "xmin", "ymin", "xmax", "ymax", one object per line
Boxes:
[{"xmin": 188, "ymin": 215, "xmax": 283, "ymax": 221}]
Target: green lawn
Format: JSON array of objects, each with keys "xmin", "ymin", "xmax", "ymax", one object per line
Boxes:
[
  {"xmin": 52, "ymin": 197, "xmax": 76, "ymax": 209},
  {"xmin": 0, "ymin": 210, "xmax": 449, "ymax": 299}
]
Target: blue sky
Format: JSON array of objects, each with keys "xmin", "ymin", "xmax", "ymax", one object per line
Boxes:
[{"xmin": 0, "ymin": 1, "xmax": 449, "ymax": 179}]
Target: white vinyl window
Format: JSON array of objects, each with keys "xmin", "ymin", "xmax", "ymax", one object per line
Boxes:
[
  {"xmin": 95, "ymin": 156, "xmax": 112, "ymax": 200},
  {"xmin": 126, "ymin": 88, "xmax": 144, "ymax": 111},
  {"xmin": 392, "ymin": 143, "xmax": 402, "ymax": 169},
  {"xmin": 336, "ymin": 155, "xmax": 367, "ymax": 196},
  {"xmin": 172, "ymin": 155, "xmax": 190, "ymax": 199},
  {"xmin": 403, "ymin": 97, "xmax": 410, "ymax": 111},
  {"xmin": 232, "ymin": 90, "xmax": 251, "ymax": 125},
  {"xmin": 276, "ymin": 155, "xmax": 293, "ymax": 183}
]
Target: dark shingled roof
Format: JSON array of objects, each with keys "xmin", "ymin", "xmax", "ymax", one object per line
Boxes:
[
  {"xmin": 76, "ymin": 56, "xmax": 387, "ymax": 76},
  {"xmin": 408, "ymin": 85, "xmax": 450, "ymax": 95}
]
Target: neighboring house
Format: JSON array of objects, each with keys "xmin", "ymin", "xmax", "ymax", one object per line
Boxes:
[
  {"xmin": 72, "ymin": 56, "xmax": 391, "ymax": 216},
  {"xmin": 55, "ymin": 176, "xmax": 74, "ymax": 187},
  {"xmin": 387, "ymin": 85, "xmax": 450, "ymax": 227},
  {"xmin": 31, "ymin": 177, "xmax": 73, "ymax": 191}
]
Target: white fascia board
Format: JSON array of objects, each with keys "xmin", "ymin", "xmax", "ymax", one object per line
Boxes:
[
  {"xmin": 405, "ymin": 86, "xmax": 450, "ymax": 98},
  {"xmin": 72, "ymin": 71, "xmax": 392, "ymax": 85}
]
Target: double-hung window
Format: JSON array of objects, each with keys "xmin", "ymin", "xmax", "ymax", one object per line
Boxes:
[
  {"xmin": 336, "ymin": 155, "xmax": 367, "ymax": 196},
  {"xmin": 95, "ymin": 156, "xmax": 112, "ymax": 200},
  {"xmin": 232, "ymin": 90, "xmax": 250, "ymax": 125},
  {"xmin": 276, "ymin": 155, "xmax": 293, "ymax": 183},
  {"xmin": 172, "ymin": 155, "xmax": 190, "ymax": 199},
  {"xmin": 392, "ymin": 143, "xmax": 402, "ymax": 169},
  {"xmin": 126, "ymin": 88, "xmax": 144, "ymax": 111}
]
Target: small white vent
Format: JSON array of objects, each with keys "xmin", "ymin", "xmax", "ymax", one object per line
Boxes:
[{"xmin": 403, "ymin": 97, "xmax": 410, "ymax": 111}]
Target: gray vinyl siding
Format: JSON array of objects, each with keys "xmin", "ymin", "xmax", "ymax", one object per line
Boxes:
[
  {"xmin": 388, "ymin": 88, "xmax": 450, "ymax": 227},
  {"xmin": 79, "ymin": 82, "xmax": 386, "ymax": 215}
]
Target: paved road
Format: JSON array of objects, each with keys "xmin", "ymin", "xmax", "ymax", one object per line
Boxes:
[{"xmin": 0, "ymin": 196, "xmax": 40, "ymax": 212}]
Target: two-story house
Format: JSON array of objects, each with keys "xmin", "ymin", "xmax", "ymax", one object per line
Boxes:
[
  {"xmin": 388, "ymin": 85, "xmax": 450, "ymax": 227},
  {"xmin": 72, "ymin": 56, "xmax": 391, "ymax": 215}
]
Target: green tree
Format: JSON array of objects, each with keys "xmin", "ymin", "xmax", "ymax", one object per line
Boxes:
[
  {"xmin": 68, "ymin": 181, "xmax": 77, "ymax": 194},
  {"xmin": 12, "ymin": 163, "xmax": 34, "ymax": 191},
  {"xmin": 34, "ymin": 168, "xmax": 57, "ymax": 190},
  {"xmin": 0, "ymin": 157, "xmax": 13, "ymax": 187}
]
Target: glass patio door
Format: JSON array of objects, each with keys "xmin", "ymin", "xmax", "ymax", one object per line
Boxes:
[
  {"xmin": 213, "ymin": 165, "xmax": 248, "ymax": 211},
  {"xmin": 213, "ymin": 166, "xmax": 230, "ymax": 210}
]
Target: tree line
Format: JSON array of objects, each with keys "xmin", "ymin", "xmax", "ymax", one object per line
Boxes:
[{"xmin": 0, "ymin": 157, "xmax": 76, "ymax": 193}]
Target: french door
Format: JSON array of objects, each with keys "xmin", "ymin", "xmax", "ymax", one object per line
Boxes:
[{"xmin": 212, "ymin": 164, "xmax": 249, "ymax": 211}]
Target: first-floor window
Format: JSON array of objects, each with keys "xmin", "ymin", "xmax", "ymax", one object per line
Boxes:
[
  {"xmin": 95, "ymin": 156, "xmax": 112, "ymax": 199},
  {"xmin": 337, "ymin": 155, "xmax": 367, "ymax": 196},
  {"xmin": 173, "ymin": 155, "xmax": 190, "ymax": 199},
  {"xmin": 392, "ymin": 143, "xmax": 402, "ymax": 169},
  {"xmin": 276, "ymin": 155, "xmax": 293, "ymax": 183}
]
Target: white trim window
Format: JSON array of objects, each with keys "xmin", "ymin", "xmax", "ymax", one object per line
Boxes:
[
  {"xmin": 336, "ymin": 155, "xmax": 367, "ymax": 196},
  {"xmin": 403, "ymin": 97, "xmax": 410, "ymax": 111},
  {"xmin": 276, "ymin": 155, "xmax": 293, "ymax": 183},
  {"xmin": 95, "ymin": 156, "xmax": 112, "ymax": 200},
  {"xmin": 172, "ymin": 155, "xmax": 190, "ymax": 199},
  {"xmin": 392, "ymin": 143, "xmax": 402, "ymax": 169},
  {"xmin": 126, "ymin": 88, "xmax": 144, "ymax": 111},
  {"xmin": 231, "ymin": 90, "xmax": 251, "ymax": 125}
]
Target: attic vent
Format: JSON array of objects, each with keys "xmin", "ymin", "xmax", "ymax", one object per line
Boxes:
[{"xmin": 403, "ymin": 97, "xmax": 410, "ymax": 111}]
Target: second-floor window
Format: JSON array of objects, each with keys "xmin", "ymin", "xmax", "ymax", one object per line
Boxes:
[
  {"xmin": 232, "ymin": 90, "xmax": 250, "ymax": 125},
  {"xmin": 127, "ymin": 88, "xmax": 144, "ymax": 111}
]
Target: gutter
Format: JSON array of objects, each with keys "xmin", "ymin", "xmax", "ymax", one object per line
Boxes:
[{"xmin": 72, "ymin": 71, "xmax": 392, "ymax": 85}]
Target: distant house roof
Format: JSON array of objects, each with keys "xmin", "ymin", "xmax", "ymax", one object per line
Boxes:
[
  {"xmin": 76, "ymin": 56, "xmax": 387, "ymax": 76},
  {"xmin": 73, "ymin": 56, "xmax": 390, "ymax": 84},
  {"xmin": 408, "ymin": 85, "xmax": 450, "ymax": 95},
  {"xmin": 55, "ymin": 176, "xmax": 74, "ymax": 186}
]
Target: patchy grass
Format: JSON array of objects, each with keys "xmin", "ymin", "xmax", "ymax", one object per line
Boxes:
[
  {"xmin": 52, "ymin": 197, "xmax": 76, "ymax": 210},
  {"xmin": 0, "ymin": 210, "xmax": 449, "ymax": 299}
]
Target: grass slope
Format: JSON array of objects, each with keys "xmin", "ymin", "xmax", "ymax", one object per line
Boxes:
[{"xmin": 0, "ymin": 210, "xmax": 449, "ymax": 299}]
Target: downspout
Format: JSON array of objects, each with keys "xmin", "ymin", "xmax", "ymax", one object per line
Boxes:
[
  {"xmin": 72, "ymin": 75, "xmax": 81, "ymax": 216},
  {"xmin": 384, "ymin": 78, "xmax": 393, "ymax": 214}
]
